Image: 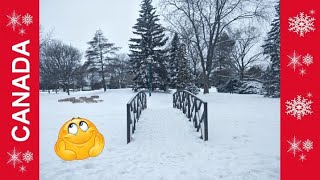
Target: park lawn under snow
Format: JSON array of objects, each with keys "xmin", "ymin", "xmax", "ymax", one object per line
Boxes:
[{"xmin": 40, "ymin": 88, "xmax": 279, "ymax": 180}]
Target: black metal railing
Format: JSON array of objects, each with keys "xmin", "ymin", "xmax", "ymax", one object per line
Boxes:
[
  {"xmin": 173, "ymin": 90, "xmax": 208, "ymax": 141},
  {"xmin": 127, "ymin": 91, "xmax": 147, "ymax": 143}
]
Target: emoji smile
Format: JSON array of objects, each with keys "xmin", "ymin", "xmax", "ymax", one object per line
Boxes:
[{"xmin": 66, "ymin": 133, "xmax": 93, "ymax": 145}]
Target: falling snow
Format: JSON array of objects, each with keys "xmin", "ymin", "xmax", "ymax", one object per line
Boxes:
[
  {"xmin": 288, "ymin": 12, "xmax": 316, "ymax": 37},
  {"xmin": 302, "ymin": 139, "xmax": 313, "ymax": 152},
  {"xmin": 22, "ymin": 13, "xmax": 33, "ymax": 26},
  {"xmin": 287, "ymin": 51, "xmax": 302, "ymax": 71},
  {"xmin": 286, "ymin": 95, "xmax": 313, "ymax": 120},
  {"xmin": 6, "ymin": 10, "xmax": 22, "ymax": 31},
  {"xmin": 302, "ymin": 54, "xmax": 313, "ymax": 66},
  {"xmin": 7, "ymin": 148, "xmax": 22, "ymax": 168},
  {"xmin": 22, "ymin": 150, "xmax": 33, "ymax": 163},
  {"xmin": 287, "ymin": 136, "xmax": 302, "ymax": 157}
]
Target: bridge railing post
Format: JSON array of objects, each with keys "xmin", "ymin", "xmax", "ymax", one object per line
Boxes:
[
  {"xmin": 187, "ymin": 94, "xmax": 191, "ymax": 119},
  {"xmin": 173, "ymin": 93, "xmax": 175, "ymax": 108},
  {"xmin": 204, "ymin": 102, "xmax": 208, "ymax": 141},
  {"xmin": 127, "ymin": 103, "xmax": 131, "ymax": 144},
  {"xmin": 172, "ymin": 90, "xmax": 208, "ymax": 141},
  {"xmin": 127, "ymin": 91, "xmax": 148, "ymax": 144}
]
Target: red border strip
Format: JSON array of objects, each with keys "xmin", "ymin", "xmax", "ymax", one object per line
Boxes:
[
  {"xmin": 281, "ymin": 0, "xmax": 320, "ymax": 179},
  {"xmin": 0, "ymin": 0, "xmax": 39, "ymax": 179}
]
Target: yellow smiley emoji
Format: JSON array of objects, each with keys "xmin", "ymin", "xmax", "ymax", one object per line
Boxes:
[{"xmin": 54, "ymin": 117, "xmax": 105, "ymax": 161}]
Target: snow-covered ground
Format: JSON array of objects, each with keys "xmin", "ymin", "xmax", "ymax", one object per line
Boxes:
[{"xmin": 40, "ymin": 89, "xmax": 279, "ymax": 180}]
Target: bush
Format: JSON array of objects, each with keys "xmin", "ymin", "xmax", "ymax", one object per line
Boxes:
[
  {"xmin": 217, "ymin": 79, "xmax": 263, "ymax": 94},
  {"xmin": 237, "ymin": 81, "xmax": 263, "ymax": 94},
  {"xmin": 217, "ymin": 79, "xmax": 241, "ymax": 93},
  {"xmin": 262, "ymin": 84, "xmax": 280, "ymax": 98},
  {"xmin": 184, "ymin": 83, "xmax": 200, "ymax": 95}
]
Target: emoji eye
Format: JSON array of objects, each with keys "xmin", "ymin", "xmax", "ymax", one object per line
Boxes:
[
  {"xmin": 68, "ymin": 123, "xmax": 78, "ymax": 135},
  {"xmin": 79, "ymin": 121, "xmax": 88, "ymax": 132}
]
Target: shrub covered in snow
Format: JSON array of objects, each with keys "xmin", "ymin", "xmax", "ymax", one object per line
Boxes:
[
  {"xmin": 237, "ymin": 81, "xmax": 263, "ymax": 94},
  {"xmin": 217, "ymin": 79, "xmax": 263, "ymax": 94},
  {"xmin": 184, "ymin": 83, "xmax": 200, "ymax": 95},
  {"xmin": 217, "ymin": 79, "xmax": 241, "ymax": 93}
]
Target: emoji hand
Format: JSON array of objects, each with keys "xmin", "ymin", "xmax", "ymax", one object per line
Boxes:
[
  {"xmin": 89, "ymin": 132, "xmax": 105, "ymax": 157},
  {"xmin": 54, "ymin": 139, "xmax": 77, "ymax": 161}
]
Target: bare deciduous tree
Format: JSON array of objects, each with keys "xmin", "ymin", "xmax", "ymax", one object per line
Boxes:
[
  {"xmin": 109, "ymin": 54, "xmax": 131, "ymax": 89},
  {"xmin": 40, "ymin": 40, "xmax": 82, "ymax": 95},
  {"xmin": 230, "ymin": 27, "xmax": 262, "ymax": 80},
  {"xmin": 160, "ymin": 0, "xmax": 268, "ymax": 93},
  {"xmin": 40, "ymin": 26, "xmax": 53, "ymax": 49}
]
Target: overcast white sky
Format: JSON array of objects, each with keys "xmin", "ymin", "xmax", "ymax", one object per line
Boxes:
[
  {"xmin": 41, "ymin": 0, "xmax": 143, "ymax": 55},
  {"xmin": 41, "ymin": 0, "xmax": 275, "ymax": 66}
]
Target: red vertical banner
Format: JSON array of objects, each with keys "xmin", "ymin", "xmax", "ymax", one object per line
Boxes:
[
  {"xmin": 0, "ymin": 0, "xmax": 39, "ymax": 179},
  {"xmin": 281, "ymin": 0, "xmax": 320, "ymax": 179}
]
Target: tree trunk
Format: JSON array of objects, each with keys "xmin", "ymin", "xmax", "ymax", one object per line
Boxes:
[
  {"xmin": 67, "ymin": 87, "xmax": 70, "ymax": 95},
  {"xmin": 240, "ymin": 69, "xmax": 244, "ymax": 81},
  {"xmin": 65, "ymin": 84, "xmax": 70, "ymax": 95},
  {"xmin": 100, "ymin": 49, "xmax": 107, "ymax": 92},
  {"xmin": 203, "ymin": 75, "xmax": 209, "ymax": 94},
  {"xmin": 102, "ymin": 73, "xmax": 106, "ymax": 92}
]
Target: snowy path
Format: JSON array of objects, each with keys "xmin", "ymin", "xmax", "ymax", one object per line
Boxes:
[
  {"xmin": 132, "ymin": 93, "xmax": 203, "ymax": 152},
  {"xmin": 40, "ymin": 89, "xmax": 279, "ymax": 180}
]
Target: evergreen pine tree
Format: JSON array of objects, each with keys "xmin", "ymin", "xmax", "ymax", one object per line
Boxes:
[
  {"xmin": 168, "ymin": 33, "xmax": 191, "ymax": 90},
  {"xmin": 212, "ymin": 32, "xmax": 236, "ymax": 86},
  {"xmin": 168, "ymin": 33, "xmax": 180, "ymax": 88},
  {"xmin": 129, "ymin": 0, "xmax": 168, "ymax": 91},
  {"xmin": 176, "ymin": 44, "xmax": 191, "ymax": 90},
  {"xmin": 262, "ymin": 1, "xmax": 280, "ymax": 97},
  {"xmin": 85, "ymin": 30, "xmax": 119, "ymax": 92}
]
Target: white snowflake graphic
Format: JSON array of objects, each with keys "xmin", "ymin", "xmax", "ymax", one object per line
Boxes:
[
  {"xmin": 299, "ymin": 154, "xmax": 306, "ymax": 162},
  {"xmin": 307, "ymin": 92, "xmax": 313, "ymax": 98},
  {"xmin": 22, "ymin": 150, "xmax": 33, "ymax": 163},
  {"xmin": 289, "ymin": 12, "xmax": 316, "ymax": 37},
  {"xmin": 19, "ymin": 28, "xmax": 26, "ymax": 36},
  {"xmin": 287, "ymin": 137, "xmax": 314, "ymax": 162},
  {"xmin": 287, "ymin": 51, "xmax": 302, "ymax": 71},
  {"xmin": 302, "ymin": 139, "xmax": 313, "ymax": 152},
  {"xmin": 19, "ymin": 165, "xmax": 27, "ymax": 173},
  {"xmin": 310, "ymin": 9, "xmax": 316, "ymax": 15},
  {"xmin": 302, "ymin": 54, "xmax": 313, "ymax": 66},
  {"xmin": 299, "ymin": 68, "xmax": 306, "ymax": 76},
  {"xmin": 287, "ymin": 136, "xmax": 302, "ymax": 157},
  {"xmin": 286, "ymin": 95, "xmax": 313, "ymax": 120},
  {"xmin": 7, "ymin": 147, "xmax": 22, "ymax": 168},
  {"xmin": 22, "ymin": 13, "xmax": 33, "ymax": 26},
  {"xmin": 6, "ymin": 10, "xmax": 22, "ymax": 31}
]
